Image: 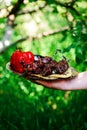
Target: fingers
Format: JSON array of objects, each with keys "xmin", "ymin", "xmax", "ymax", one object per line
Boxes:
[
  {"xmin": 29, "ymin": 79, "xmax": 48, "ymax": 86},
  {"xmin": 29, "ymin": 78, "xmax": 67, "ymax": 90},
  {"xmin": 36, "ymin": 80, "xmax": 52, "ymax": 88},
  {"xmin": 35, "ymin": 79, "xmax": 70, "ymax": 90}
]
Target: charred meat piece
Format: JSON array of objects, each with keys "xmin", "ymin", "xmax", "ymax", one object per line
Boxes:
[
  {"xmin": 24, "ymin": 55, "xmax": 69, "ymax": 77},
  {"xmin": 55, "ymin": 60, "xmax": 69, "ymax": 74}
]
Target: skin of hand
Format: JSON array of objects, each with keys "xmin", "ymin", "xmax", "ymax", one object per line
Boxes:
[{"xmin": 33, "ymin": 71, "xmax": 87, "ymax": 90}]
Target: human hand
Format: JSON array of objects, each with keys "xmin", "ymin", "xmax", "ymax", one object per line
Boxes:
[
  {"xmin": 34, "ymin": 78, "xmax": 74, "ymax": 90},
  {"xmin": 31, "ymin": 71, "xmax": 87, "ymax": 90}
]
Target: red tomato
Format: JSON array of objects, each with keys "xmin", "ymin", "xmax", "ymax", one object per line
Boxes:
[{"xmin": 10, "ymin": 50, "xmax": 34, "ymax": 73}]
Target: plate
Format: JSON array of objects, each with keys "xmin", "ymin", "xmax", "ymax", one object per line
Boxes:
[{"xmin": 6, "ymin": 62, "xmax": 78, "ymax": 80}]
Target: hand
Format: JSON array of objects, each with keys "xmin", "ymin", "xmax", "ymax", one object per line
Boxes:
[{"xmin": 31, "ymin": 71, "xmax": 87, "ymax": 90}]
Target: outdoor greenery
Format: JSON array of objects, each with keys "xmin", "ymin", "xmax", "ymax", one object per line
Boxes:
[{"xmin": 0, "ymin": 0, "xmax": 87, "ymax": 130}]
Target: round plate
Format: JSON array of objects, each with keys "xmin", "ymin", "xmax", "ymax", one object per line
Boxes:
[{"xmin": 6, "ymin": 62, "xmax": 78, "ymax": 80}]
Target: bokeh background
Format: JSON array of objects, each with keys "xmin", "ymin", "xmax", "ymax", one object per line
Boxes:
[{"xmin": 0, "ymin": 0, "xmax": 87, "ymax": 130}]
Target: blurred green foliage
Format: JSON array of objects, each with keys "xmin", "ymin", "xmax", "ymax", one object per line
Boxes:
[{"xmin": 0, "ymin": 0, "xmax": 87, "ymax": 130}]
